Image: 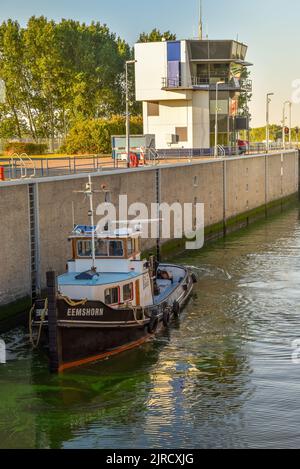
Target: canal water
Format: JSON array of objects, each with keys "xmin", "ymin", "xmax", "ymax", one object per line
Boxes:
[{"xmin": 1, "ymin": 206, "xmax": 300, "ymax": 449}]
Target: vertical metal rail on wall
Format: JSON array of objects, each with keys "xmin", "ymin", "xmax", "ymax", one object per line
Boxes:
[
  {"xmin": 155, "ymin": 168, "xmax": 161, "ymax": 262},
  {"xmin": 298, "ymin": 150, "xmax": 300, "ymax": 200},
  {"xmin": 265, "ymin": 153, "xmax": 269, "ymax": 217},
  {"xmin": 28, "ymin": 183, "xmax": 41, "ymax": 301},
  {"xmin": 223, "ymin": 159, "xmax": 227, "ymax": 236}
]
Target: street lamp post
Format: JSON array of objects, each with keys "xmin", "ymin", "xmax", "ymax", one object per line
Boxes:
[
  {"xmin": 214, "ymin": 81, "xmax": 225, "ymax": 158},
  {"xmin": 125, "ymin": 60, "xmax": 137, "ymax": 168},
  {"xmin": 282, "ymin": 100, "xmax": 291, "ymax": 150},
  {"xmin": 289, "ymin": 101, "xmax": 292, "ymax": 148},
  {"xmin": 266, "ymin": 93, "xmax": 274, "ymax": 153}
]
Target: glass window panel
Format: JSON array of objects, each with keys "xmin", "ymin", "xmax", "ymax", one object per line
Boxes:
[
  {"xmin": 210, "ymin": 99, "xmax": 229, "ymax": 114},
  {"xmin": 190, "ymin": 41, "xmax": 209, "ymax": 59},
  {"xmin": 123, "ymin": 283, "xmax": 134, "ymax": 302},
  {"xmin": 105, "ymin": 287, "xmax": 119, "ymax": 305},
  {"xmin": 109, "ymin": 241, "xmax": 124, "ymax": 257},
  {"xmin": 77, "ymin": 240, "xmax": 92, "ymax": 257},
  {"xmin": 208, "ymin": 41, "xmax": 232, "ymax": 59},
  {"xmin": 95, "ymin": 240, "xmax": 108, "ymax": 257},
  {"xmin": 127, "ymin": 239, "xmax": 134, "ymax": 256}
]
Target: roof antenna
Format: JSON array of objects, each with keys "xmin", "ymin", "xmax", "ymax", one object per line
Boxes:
[{"xmin": 198, "ymin": 0, "xmax": 203, "ymax": 40}]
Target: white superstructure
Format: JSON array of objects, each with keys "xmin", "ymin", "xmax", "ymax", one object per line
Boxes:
[{"xmin": 135, "ymin": 39, "xmax": 252, "ymax": 150}]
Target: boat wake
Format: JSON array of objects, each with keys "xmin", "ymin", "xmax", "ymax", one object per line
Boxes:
[{"xmin": 185, "ymin": 265, "xmax": 232, "ymax": 280}]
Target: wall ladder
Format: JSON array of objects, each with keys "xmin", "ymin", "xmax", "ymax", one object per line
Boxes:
[{"xmin": 28, "ymin": 184, "xmax": 40, "ymax": 301}]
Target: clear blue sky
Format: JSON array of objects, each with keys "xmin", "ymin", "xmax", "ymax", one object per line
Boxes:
[{"xmin": 1, "ymin": 0, "xmax": 300, "ymax": 128}]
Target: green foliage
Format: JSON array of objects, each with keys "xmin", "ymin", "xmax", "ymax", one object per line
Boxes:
[
  {"xmin": 138, "ymin": 29, "xmax": 176, "ymax": 43},
  {"xmin": 0, "ymin": 17, "xmax": 136, "ymax": 142},
  {"xmin": 238, "ymin": 68, "xmax": 252, "ymax": 117},
  {"xmin": 249, "ymin": 125, "xmax": 281, "ymax": 142},
  {"xmin": 247, "ymin": 125, "xmax": 300, "ymax": 143},
  {"xmin": 61, "ymin": 115, "xmax": 143, "ymax": 155},
  {"xmin": 4, "ymin": 141, "xmax": 48, "ymax": 155}
]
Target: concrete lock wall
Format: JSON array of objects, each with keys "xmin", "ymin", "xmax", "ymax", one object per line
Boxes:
[
  {"xmin": 0, "ymin": 150, "xmax": 298, "ymax": 319},
  {"xmin": 0, "ymin": 184, "xmax": 31, "ymax": 314}
]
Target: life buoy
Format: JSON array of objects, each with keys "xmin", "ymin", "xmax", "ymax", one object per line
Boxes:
[
  {"xmin": 130, "ymin": 152, "xmax": 139, "ymax": 168},
  {"xmin": 163, "ymin": 309, "xmax": 171, "ymax": 327},
  {"xmin": 0, "ymin": 167, "xmax": 5, "ymax": 181},
  {"xmin": 148, "ymin": 314, "xmax": 159, "ymax": 334},
  {"xmin": 172, "ymin": 301, "xmax": 180, "ymax": 318}
]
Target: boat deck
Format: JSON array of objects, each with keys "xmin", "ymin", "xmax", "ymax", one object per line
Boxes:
[
  {"xmin": 154, "ymin": 279, "xmax": 180, "ymax": 304},
  {"xmin": 58, "ymin": 271, "xmax": 140, "ymax": 287}
]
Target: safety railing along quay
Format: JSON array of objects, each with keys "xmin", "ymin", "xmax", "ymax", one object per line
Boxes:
[{"xmin": 0, "ymin": 144, "xmax": 298, "ymax": 182}]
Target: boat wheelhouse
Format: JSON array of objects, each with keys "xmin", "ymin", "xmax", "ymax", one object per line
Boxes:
[{"xmin": 59, "ymin": 225, "xmax": 153, "ymax": 308}]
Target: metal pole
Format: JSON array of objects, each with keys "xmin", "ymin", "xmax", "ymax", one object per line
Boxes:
[
  {"xmin": 88, "ymin": 175, "xmax": 96, "ymax": 271},
  {"xmin": 125, "ymin": 62, "xmax": 130, "ymax": 169},
  {"xmin": 125, "ymin": 60, "xmax": 137, "ymax": 169},
  {"xmin": 214, "ymin": 81, "xmax": 224, "ymax": 158},
  {"xmin": 282, "ymin": 101, "xmax": 290, "ymax": 150},
  {"xmin": 282, "ymin": 104, "xmax": 286, "ymax": 150},
  {"xmin": 266, "ymin": 93, "xmax": 274, "ymax": 153},
  {"xmin": 289, "ymin": 102, "xmax": 292, "ymax": 148},
  {"xmin": 214, "ymin": 84, "xmax": 219, "ymax": 158}
]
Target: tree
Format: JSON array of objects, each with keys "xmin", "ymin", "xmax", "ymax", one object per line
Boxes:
[
  {"xmin": 0, "ymin": 17, "xmax": 137, "ymax": 143},
  {"xmin": 138, "ymin": 29, "xmax": 176, "ymax": 43},
  {"xmin": 61, "ymin": 115, "xmax": 143, "ymax": 154},
  {"xmin": 238, "ymin": 68, "xmax": 252, "ymax": 117}
]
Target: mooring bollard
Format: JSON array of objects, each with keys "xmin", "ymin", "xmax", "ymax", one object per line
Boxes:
[
  {"xmin": 47, "ymin": 271, "xmax": 59, "ymax": 374},
  {"xmin": 0, "ymin": 339, "xmax": 6, "ymax": 364},
  {"xmin": 0, "ymin": 167, "xmax": 5, "ymax": 181}
]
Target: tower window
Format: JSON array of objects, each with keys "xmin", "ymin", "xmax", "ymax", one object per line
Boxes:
[
  {"xmin": 176, "ymin": 127, "xmax": 188, "ymax": 142},
  {"xmin": 147, "ymin": 102, "xmax": 160, "ymax": 117}
]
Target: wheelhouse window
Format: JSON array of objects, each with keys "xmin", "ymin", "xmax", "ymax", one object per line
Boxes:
[
  {"xmin": 127, "ymin": 239, "xmax": 134, "ymax": 256},
  {"xmin": 109, "ymin": 240, "xmax": 124, "ymax": 257},
  {"xmin": 105, "ymin": 287, "xmax": 119, "ymax": 305},
  {"xmin": 76, "ymin": 239, "xmax": 124, "ymax": 258},
  {"xmin": 77, "ymin": 240, "xmax": 92, "ymax": 257},
  {"xmin": 123, "ymin": 283, "xmax": 134, "ymax": 302},
  {"xmin": 95, "ymin": 239, "xmax": 108, "ymax": 257}
]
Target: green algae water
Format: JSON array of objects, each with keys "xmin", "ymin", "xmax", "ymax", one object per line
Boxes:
[{"xmin": 1, "ymin": 206, "xmax": 300, "ymax": 449}]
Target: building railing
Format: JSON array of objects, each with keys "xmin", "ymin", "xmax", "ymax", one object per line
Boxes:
[
  {"xmin": 0, "ymin": 155, "xmax": 123, "ymax": 180},
  {"xmin": 162, "ymin": 76, "xmax": 252, "ymax": 92}
]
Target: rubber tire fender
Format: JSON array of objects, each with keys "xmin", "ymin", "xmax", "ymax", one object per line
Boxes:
[
  {"xmin": 163, "ymin": 309, "xmax": 171, "ymax": 328},
  {"xmin": 191, "ymin": 273, "xmax": 198, "ymax": 284},
  {"xmin": 172, "ymin": 300, "xmax": 180, "ymax": 318}
]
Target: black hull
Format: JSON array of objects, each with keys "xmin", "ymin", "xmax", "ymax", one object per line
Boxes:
[{"xmin": 34, "ymin": 266, "xmax": 195, "ymax": 373}]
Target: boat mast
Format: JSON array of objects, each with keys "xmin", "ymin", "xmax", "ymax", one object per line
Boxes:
[
  {"xmin": 198, "ymin": 0, "xmax": 203, "ymax": 40},
  {"xmin": 87, "ymin": 175, "xmax": 96, "ymax": 271}
]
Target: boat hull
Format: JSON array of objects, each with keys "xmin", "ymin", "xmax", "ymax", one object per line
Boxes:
[{"xmin": 33, "ymin": 265, "xmax": 195, "ymax": 373}]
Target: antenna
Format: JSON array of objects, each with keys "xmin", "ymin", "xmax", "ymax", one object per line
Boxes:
[{"xmin": 198, "ymin": 0, "xmax": 203, "ymax": 40}]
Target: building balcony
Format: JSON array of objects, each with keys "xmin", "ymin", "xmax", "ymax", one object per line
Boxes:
[{"xmin": 161, "ymin": 76, "xmax": 252, "ymax": 92}]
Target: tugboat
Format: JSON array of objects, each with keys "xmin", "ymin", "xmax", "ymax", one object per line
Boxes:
[{"xmin": 31, "ymin": 177, "xmax": 196, "ymax": 373}]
